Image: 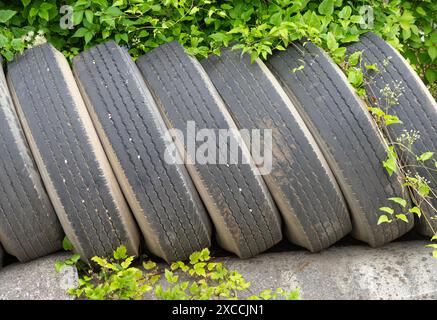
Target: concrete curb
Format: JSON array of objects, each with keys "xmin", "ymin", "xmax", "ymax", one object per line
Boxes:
[
  {"xmin": 221, "ymin": 241, "xmax": 437, "ymax": 299},
  {"xmin": 0, "ymin": 253, "xmax": 77, "ymax": 300},
  {"xmin": 0, "ymin": 241, "xmax": 435, "ymax": 300}
]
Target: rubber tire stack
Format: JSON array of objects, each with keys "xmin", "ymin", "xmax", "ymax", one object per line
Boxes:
[
  {"xmin": 7, "ymin": 44, "xmax": 140, "ymax": 261},
  {"xmin": 347, "ymin": 32, "xmax": 437, "ymax": 237},
  {"xmin": 0, "ymin": 33, "xmax": 434, "ymax": 265},
  {"xmin": 136, "ymin": 41, "xmax": 283, "ymax": 259},
  {"xmin": 201, "ymin": 48, "xmax": 352, "ymax": 252},
  {"xmin": 266, "ymin": 41, "xmax": 414, "ymax": 247},
  {"xmin": 73, "ymin": 41, "xmax": 212, "ymax": 263}
]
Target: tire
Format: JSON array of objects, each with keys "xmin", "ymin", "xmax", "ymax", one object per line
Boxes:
[
  {"xmin": 347, "ymin": 32, "xmax": 437, "ymax": 237},
  {"xmin": 136, "ymin": 41, "xmax": 282, "ymax": 258},
  {"xmin": 266, "ymin": 41, "xmax": 413, "ymax": 247},
  {"xmin": 200, "ymin": 48, "xmax": 352, "ymax": 252},
  {"xmin": 73, "ymin": 42, "xmax": 212, "ymax": 263},
  {"xmin": 7, "ymin": 44, "xmax": 140, "ymax": 261},
  {"xmin": 0, "ymin": 61, "xmax": 63, "ymax": 262}
]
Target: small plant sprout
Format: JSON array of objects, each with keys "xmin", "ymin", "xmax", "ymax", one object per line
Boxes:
[
  {"xmin": 379, "ymin": 81, "xmax": 404, "ymax": 111},
  {"xmin": 291, "ymin": 64, "xmax": 305, "ymax": 73}
]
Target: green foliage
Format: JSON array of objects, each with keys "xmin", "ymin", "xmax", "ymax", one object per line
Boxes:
[
  {"xmin": 66, "ymin": 245, "xmax": 154, "ymax": 300},
  {"xmin": 0, "ymin": 0, "xmax": 434, "ymax": 94},
  {"xmin": 359, "ymin": 0, "xmax": 436, "ymax": 95},
  {"xmin": 376, "ymin": 196, "xmax": 411, "ymax": 225},
  {"xmin": 374, "ymin": 97, "xmax": 437, "ymax": 241},
  {"xmin": 382, "ymin": 146, "xmax": 398, "ymax": 177},
  {"xmin": 62, "ymin": 236, "xmax": 74, "ymax": 251},
  {"xmin": 348, "ymin": 54, "xmax": 437, "ymax": 258},
  {"xmin": 55, "ymin": 236, "xmax": 82, "ymax": 272},
  {"xmin": 248, "ymin": 288, "xmax": 300, "ymax": 300},
  {"xmin": 55, "ymin": 253, "xmax": 81, "ymax": 273},
  {"xmin": 64, "ymin": 246, "xmax": 299, "ymax": 300},
  {"xmin": 388, "ymin": 197, "xmax": 407, "ymax": 208}
]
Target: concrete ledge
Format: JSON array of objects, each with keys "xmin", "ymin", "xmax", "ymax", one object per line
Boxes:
[
  {"xmin": 0, "ymin": 241, "xmax": 435, "ymax": 300},
  {"xmin": 223, "ymin": 241, "xmax": 437, "ymax": 299},
  {"xmin": 0, "ymin": 253, "xmax": 77, "ymax": 300}
]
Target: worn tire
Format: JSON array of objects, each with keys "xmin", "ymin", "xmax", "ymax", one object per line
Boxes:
[
  {"xmin": 347, "ymin": 32, "xmax": 437, "ymax": 236},
  {"xmin": 73, "ymin": 42, "xmax": 212, "ymax": 262},
  {"xmin": 137, "ymin": 41, "xmax": 282, "ymax": 258},
  {"xmin": 201, "ymin": 48, "xmax": 352, "ymax": 252},
  {"xmin": 0, "ymin": 61, "xmax": 63, "ymax": 262},
  {"xmin": 7, "ymin": 44, "xmax": 140, "ymax": 261},
  {"xmin": 266, "ymin": 42, "xmax": 413, "ymax": 247}
]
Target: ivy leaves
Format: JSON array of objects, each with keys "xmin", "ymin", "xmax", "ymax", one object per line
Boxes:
[
  {"xmin": 318, "ymin": 0, "xmax": 337, "ymax": 16},
  {"xmin": 73, "ymin": 27, "xmax": 94, "ymax": 44},
  {"xmin": 417, "ymin": 151, "xmax": 434, "ymax": 162},
  {"xmin": 377, "ymin": 197, "xmax": 410, "ymax": 225},
  {"xmin": 392, "ymin": 0, "xmax": 437, "ymax": 89},
  {"xmin": 0, "ymin": 0, "xmax": 434, "ymax": 98},
  {"xmin": 383, "ymin": 146, "xmax": 398, "ymax": 177},
  {"xmin": 0, "ymin": 10, "xmax": 17, "ymax": 23},
  {"xmin": 65, "ymin": 246, "xmax": 300, "ymax": 300},
  {"xmin": 70, "ymin": 1, "xmax": 126, "ymax": 45}
]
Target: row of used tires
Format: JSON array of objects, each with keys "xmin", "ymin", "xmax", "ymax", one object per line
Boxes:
[{"xmin": 0, "ymin": 32, "xmax": 435, "ymax": 266}]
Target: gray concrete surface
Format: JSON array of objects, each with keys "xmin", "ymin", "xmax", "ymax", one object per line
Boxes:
[
  {"xmin": 0, "ymin": 241, "xmax": 435, "ymax": 299},
  {"xmin": 0, "ymin": 253, "xmax": 77, "ymax": 300},
  {"xmin": 221, "ymin": 241, "xmax": 437, "ymax": 299}
]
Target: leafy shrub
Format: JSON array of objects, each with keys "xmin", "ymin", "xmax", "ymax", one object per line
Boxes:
[
  {"xmin": 365, "ymin": 0, "xmax": 436, "ymax": 94},
  {"xmin": 0, "ymin": 0, "xmax": 434, "ymax": 95},
  {"xmin": 60, "ymin": 245, "xmax": 300, "ymax": 300}
]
